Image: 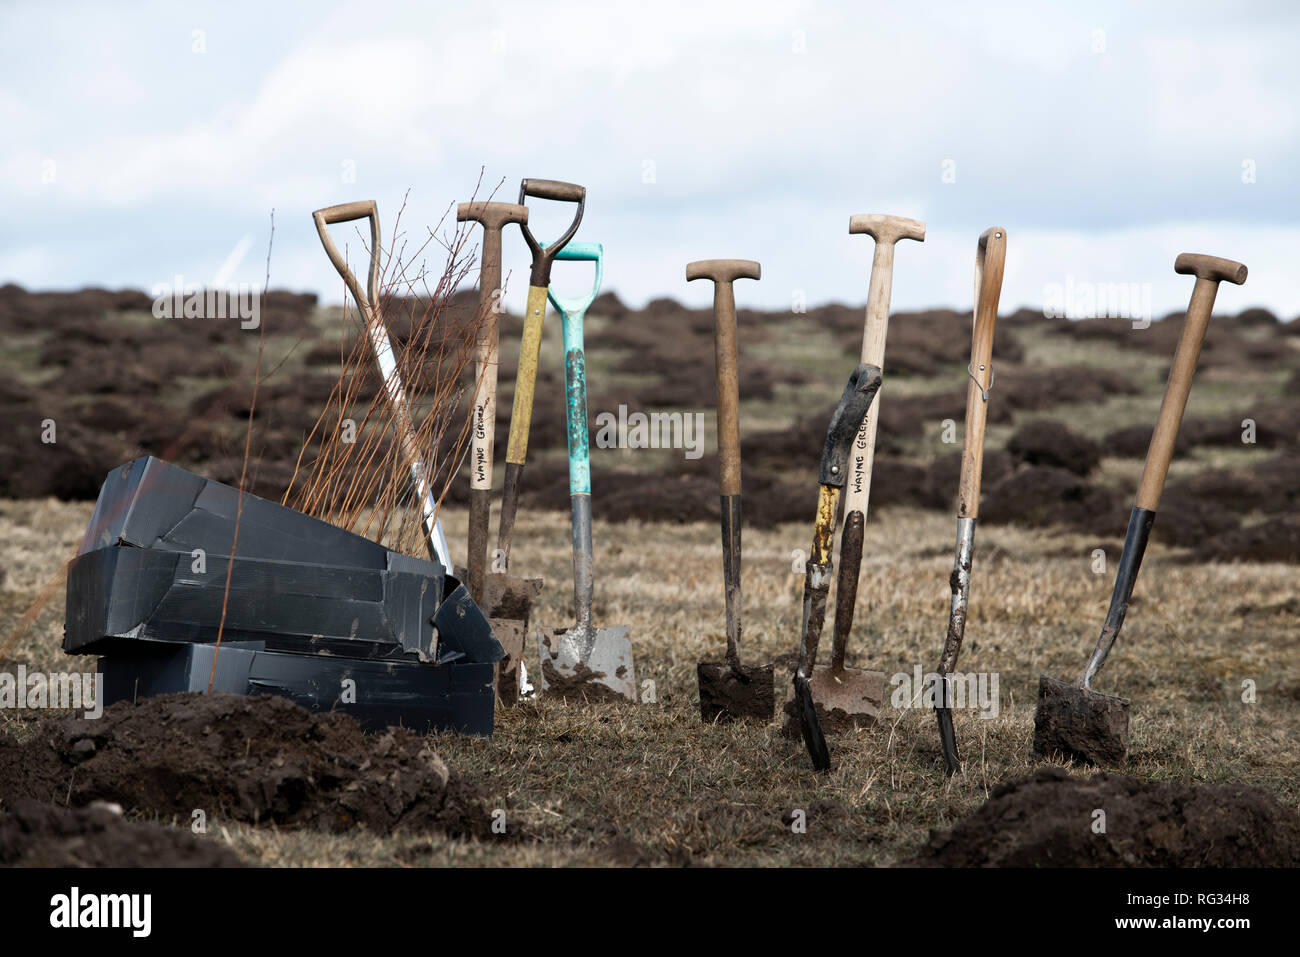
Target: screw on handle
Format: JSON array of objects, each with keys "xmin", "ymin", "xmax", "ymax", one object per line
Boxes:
[{"xmin": 1134, "ymin": 252, "xmax": 1247, "ymax": 511}]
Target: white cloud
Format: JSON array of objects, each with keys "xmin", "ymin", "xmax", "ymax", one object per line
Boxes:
[{"xmin": 0, "ymin": 0, "xmax": 1295, "ymax": 317}]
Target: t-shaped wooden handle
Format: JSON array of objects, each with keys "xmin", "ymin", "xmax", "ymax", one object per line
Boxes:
[
  {"xmin": 1134, "ymin": 252, "xmax": 1248, "ymax": 511},
  {"xmin": 1174, "ymin": 253, "xmax": 1248, "ymax": 286},
  {"xmin": 687, "ymin": 259, "xmax": 761, "ymax": 496}
]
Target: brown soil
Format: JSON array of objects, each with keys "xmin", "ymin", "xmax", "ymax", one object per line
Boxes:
[
  {"xmin": 1060, "ymin": 310, "xmax": 1278, "ymax": 368},
  {"xmin": 1201, "ymin": 515, "xmax": 1300, "ymax": 564},
  {"xmin": 1007, "ymin": 421, "xmax": 1101, "ymax": 475},
  {"xmin": 996, "ymin": 364, "xmax": 1142, "ymax": 410},
  {"xmin": 1103, "ymin": 423, "xmax": 1193, "ymax": 459},
  {"xmin": 1166, "ymin": 454, "xmax": 1300, "ymax": 515},
  {"xmin": 1, "ymin": 286, "xmax": 1294, "ymax": 560},
  {"xmin": 0, "ymin": 799, "xmax": 244, "ymax": 867},
  {"xmin": 837, "ymin": 310, "xmax": 1024, "ymax": 375},
  {"xmin": 0, "ymin": 692, "xmax": 494, "ymax": 837},
  {"xmin": 696, "ymin": 661, "xmax": 776, "ymax": 723},
  {"xmin": 980, "ymin": 466, "xmax": 1124, "ymax": 536},
  {"xmin": 912, "ymin": 766, "xmax": 1300, "ymax": 866},
  {"xmin": 1147, "ymin": 486, "xmax": 1240, "ymax": 548}
]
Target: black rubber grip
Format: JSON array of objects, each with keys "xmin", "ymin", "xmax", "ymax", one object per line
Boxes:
[{"xmin": 818, "ymin": 363, "xmax": 883, "ymax": 488}]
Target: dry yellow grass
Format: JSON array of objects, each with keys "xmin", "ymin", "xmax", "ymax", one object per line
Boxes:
[{"xmin": 2, "ymin": 495, "xmax": 1296, "ymax": 866}]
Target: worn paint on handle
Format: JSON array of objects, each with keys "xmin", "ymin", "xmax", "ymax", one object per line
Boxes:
[
  {"xmin": 546, "ymin": 245, "xmax": 601, "ymax": 496},
  {"xmin": 564, "ymin": 348, "xmax": 591, "ymax": 494},
  {"xmin": 505, "ymin": 284, "xmax": 548, "ymax": 467}
]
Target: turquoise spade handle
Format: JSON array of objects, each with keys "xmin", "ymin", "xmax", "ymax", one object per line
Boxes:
[{"xmin": 541, "ymin": 241, "xmax": 604, "ymax": 496}]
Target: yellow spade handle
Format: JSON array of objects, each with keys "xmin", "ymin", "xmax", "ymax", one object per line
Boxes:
[
  {"xmin": 506, "ymin": 284, "xmax": 548, "ymax": 466},
  {"xmin": 812, "ymin": 485, "xmax": 841, "ymax": 566}
]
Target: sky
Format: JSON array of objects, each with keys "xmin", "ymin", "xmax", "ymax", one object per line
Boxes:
[{"xmin": 2, "ymin": 0, "xmax": 1296, "ymax": 318}]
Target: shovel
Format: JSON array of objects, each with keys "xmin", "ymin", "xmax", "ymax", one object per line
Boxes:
[
  {"xmin": 791, "ymin": 363, "xmax": 884, "ymax": 771},
  {"xmin": 934, "ymin": 227, "xmax": 1007, "ymax": 775},
  {"xmin": 456, "ymin": 200, "xmax": 534, "ymax": 703},
  {"xmin": 312, "ymin": 201, "xmax": 453, "ymax": 570},
  {"xmin": 687, "ymin": 259, "xmax": 774, "ymax": 723},
  {"xmin": 1033, "ymin": 253, "xmax": 1248, "ymax": 766},
  {"xmin": 455, "ymin": 200, "xmax": 528, "ymax": 604},
  {"xmin": 496, "ymin": 179, "xmax": 585, "ymax": 573},
  {"xmin": 798, "ymin": 214, "xmax": 926, "ymax": 731},
  {"xmin": 537, "ymin": 242, "xmax": 637, "ymax": 702}
]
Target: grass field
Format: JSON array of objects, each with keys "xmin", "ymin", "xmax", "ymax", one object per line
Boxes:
[{"xmin": 3, "ymin": 493, "xmax": 1296, "ymax": 866}]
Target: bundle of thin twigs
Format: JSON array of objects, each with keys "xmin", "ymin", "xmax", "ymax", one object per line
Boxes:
[{"xmin": 283, "ymin": 197, "xmax": 486, "ymax": 558}]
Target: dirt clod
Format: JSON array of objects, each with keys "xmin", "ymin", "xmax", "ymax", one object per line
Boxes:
[
  {"xmin": 913, "ymin": 767, "xmax": 1300, "ymax": 867},
  {"xmin": 696, "ymin": 661, "xmax": 776, "ymax": 723},
  {"xmin": 0, "ymin": 692, "xmax": 493, "ymax": 837},
  {"xmin": 1032, "ymin": 674, "xmax": 1131, "ymax": 765},
  {"xmin": 0, "ymin": 799, "xmax": 244, "ymax": 867}
]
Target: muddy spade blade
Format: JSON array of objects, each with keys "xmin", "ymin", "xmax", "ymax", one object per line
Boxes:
[
  {"xmin": 1033, "ymin": 674, "xmax": 1131, "ymax": 766},
  {"xmin": 794, "ymin": 673, "xmax": 830, "ymax": 772},
  {"xmin": 936, "ymin": 516, "xmax": 976, "ymax": 776},
  {"xmin": 697, "ymin": 495, "xmax": 774, "ymax": 722},
  {"xmin": 932, "ymin": 227, "xmax": 1006, "ymax": 775},
  {"xmin": 804, "ymin": 511, "xmax": 885, "ymax": 731},
  {"xmin": 1032, "ymin": 507, "xmax": 1146, "ymax": 765},
  {"xmin": 1034, "ymin": 252, "xmax": 1246, "ymax": 766},
  {"xmin": 788, "ymin": 363, "xmax": 883, "ymax": 770},
  {"xmin": 537, "ymin": 242, "xmax": 637, "ymax": 704},
  {"xmin": 689, "ymin": 260, "xmax": 773, "ymax": 723},
  {"xmin": 539, "ymin": 624, "xmax": 636, "ymax": 702}
]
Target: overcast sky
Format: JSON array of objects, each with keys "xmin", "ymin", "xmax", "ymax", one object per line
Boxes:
[{"xmin": 2, "ymin": 0, "xmax": 1296, "ymax": 318}]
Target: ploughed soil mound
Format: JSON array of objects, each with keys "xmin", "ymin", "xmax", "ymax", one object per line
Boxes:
[
  {"xmin": 981, "ymin": 466, "xmax": 1124, "ymax": 536},
  {"xmin": 3, "ymin": 287, "xmax": 1295, "ymax": 561},
  {"xmin": 1201, "ymin": 515, "xmax": 1300, "ymax": 563},
  {"xmin": 834, "ymin": 309, "xmax": 1025, "ymax": 375},
  {"xmin": 1007, "ymin": 421, "xmax": 1101, "ymax": 475},
  {"xmin": 0, "ymin": 693, "xmax": 493, "ymax": 838},
  {"xmin": 0, "ymin": 799, "xmax": 243, "ymax": 868},
  {"xmin": 913, "ymin": 767, "xmax": 1300, "ymax": 867}
]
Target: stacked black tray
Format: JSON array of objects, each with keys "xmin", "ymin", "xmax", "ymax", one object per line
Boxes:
[{"xmin": 64, "ymin": 457, "xmax": 503, "ymax": 734}]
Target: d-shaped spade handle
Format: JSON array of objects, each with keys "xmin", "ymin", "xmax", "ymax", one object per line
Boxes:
[
  {"xmin": 312, "ymin": 200, "xmax": 381, "ymax": 314},
  {"xmin": 518, "ymin": 179, "xmax": 586, "ymax": 286},
  {"xmin": 542, "ymin": 240, "xmax": 604, "ymax": 318}
]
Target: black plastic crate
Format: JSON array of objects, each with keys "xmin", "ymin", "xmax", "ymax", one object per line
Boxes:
[{"xmin": 98, "ymin": 641, "xmax": 496, "ymax": 735}]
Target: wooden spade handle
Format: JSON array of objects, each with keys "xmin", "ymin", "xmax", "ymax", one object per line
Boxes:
[
  {"xmin": 842, "ymin": 214, "xmax": 926, "ymax": 521},
  {"xmin": 687, "ymin": 260, "xmax": 761, "ymax": 496},
  {"xmin": 1134, "ymin": 253, "xmax": 1248, "ymax": 510},
  {"xmin": 957, "ymin": 227, "xmax": 1006, "ymax": 519},
  {"xmin": 312, "ymin": 201, "xmax": 380, "ymax": 314}
]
